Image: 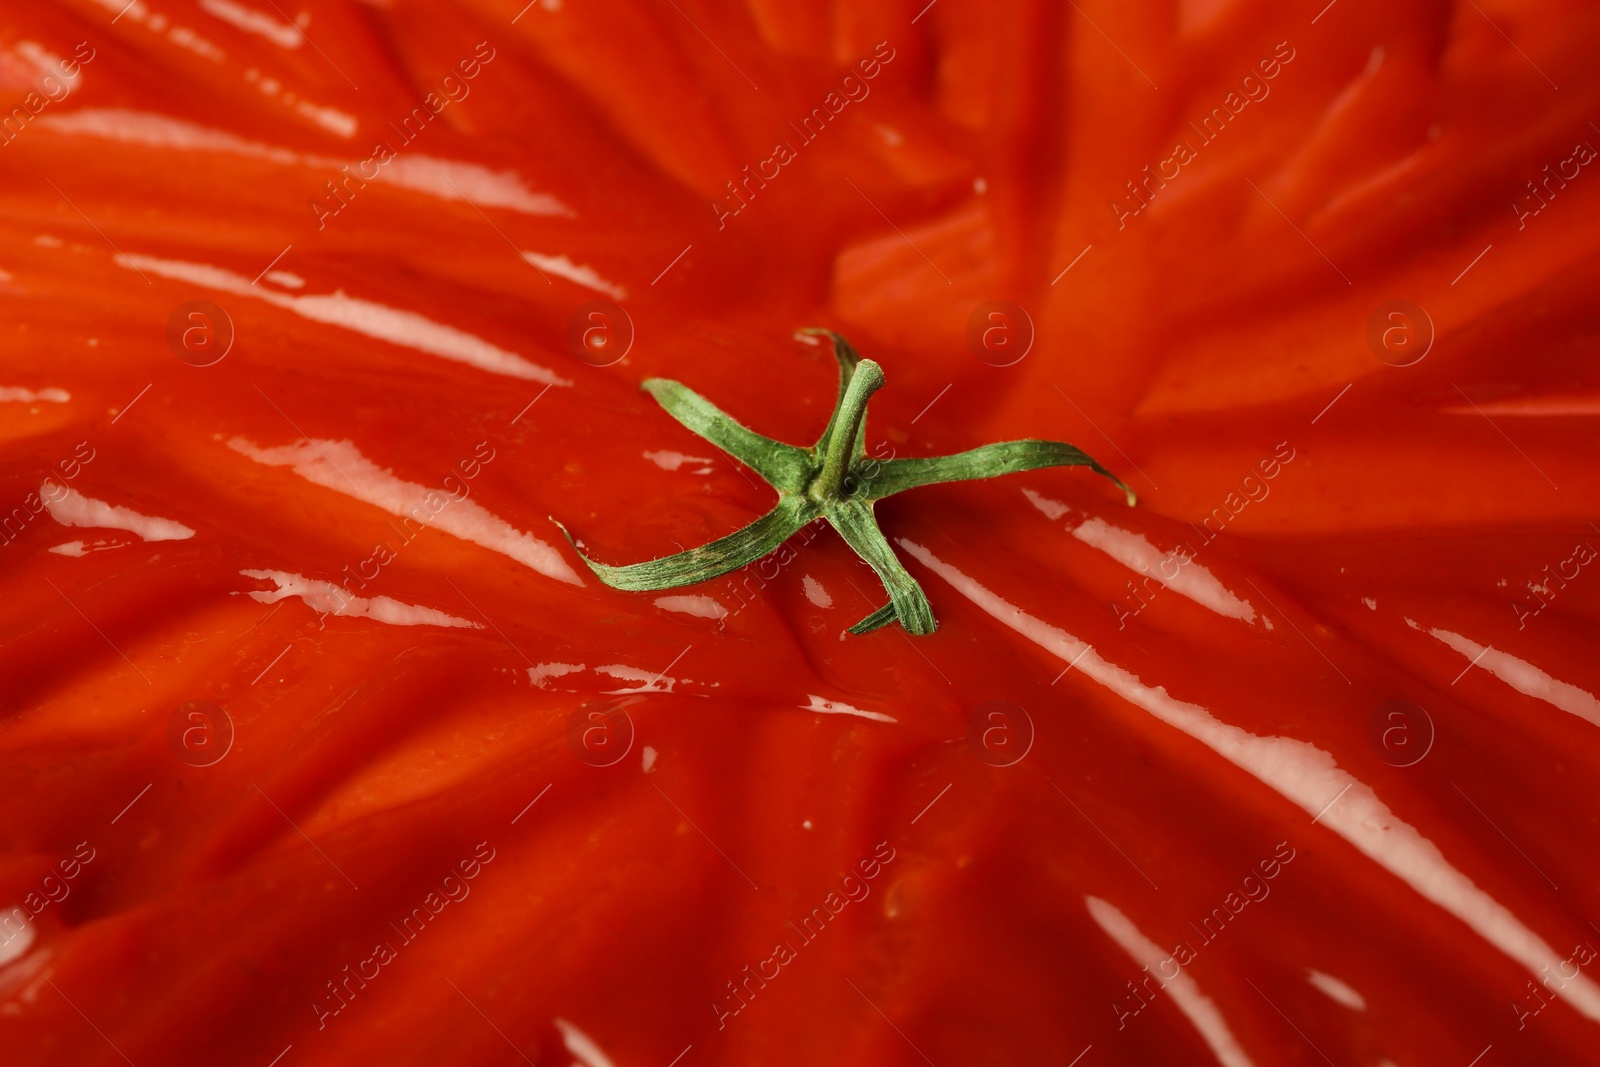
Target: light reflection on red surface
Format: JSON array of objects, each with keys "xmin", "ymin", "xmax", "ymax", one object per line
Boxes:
[{"xmin": 2, "ymin": 2, "xmax": 1599, "ymax": 1064}]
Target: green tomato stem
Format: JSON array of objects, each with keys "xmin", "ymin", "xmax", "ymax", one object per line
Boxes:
[
  {"xmin": 812, "ymin": 359, "xmax": 883, "ymax": 502},
  {"xmin": 553, "ymin": 332, "xmax": 1134, "ymax": 636}
]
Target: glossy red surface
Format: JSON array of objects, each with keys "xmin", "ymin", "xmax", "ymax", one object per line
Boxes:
[{"xmin": 3, "ymin": 1, "xmax": 1599, "ymax": 1064}]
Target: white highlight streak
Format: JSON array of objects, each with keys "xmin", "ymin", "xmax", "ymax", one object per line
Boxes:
[
  {"xmin": 0, "ymin": 387, "xmax": 70, "ymax": 403},
  {"xmin": 241, "ymin": 569, "xmax": 479, "ymax": 628},
  {"xmin": 229, "ymin": 437, "xmax": 582, "ymax": 585},
  {"xmin": 801, "ymin": 694, "xmax": 896, "ymax": 723},
  {"xmin": 643, "ymin": 450, "xmax": 713, "ymax": 473},
  {"xmin": 595, "ymin": 664, "xmax": 676, "ymax": 693},
  {"xmin": 1069, "ymin": 515, "xmax": 1255, "ymax": 622},
  {"xmin": 528, "ymin": 662, "xmax": 584, "ymax": 688},
  {"xmin": 1086, "ymin": 897, "xmax": 1256, "ymax": 1067},
  {"xmin": 200, "ymin": 0, "xmax": 302, "ymax": 48},
  {"xmin": 520, "ymin": 252, "xmax": 626, "ymax": 298},
  {"xmin": 902, "ymin": 538, "xmax": 1600, "ymax": 1026},
  {"xmin": 1429, "ymin": 627, "xmax": 1600, "ymax": 729},
  {"xmin": 119, "ymin": 253, "xmax": 569, "ymax": 386},
  {"xmin": 39, "ymin": 110, "xmax": 570, "ymax": 217},
  {"xmin": 1020, "ymin": 487, "xmax": 1070, "ymax": 521},
  {"xmin": 0, "ymin": 908, "xmax": 34, "ymax": 966},
  {"xmin": 654, "ymin": 594, "xmax": 726, "ymax": 620},
  {"xmin": 381, "ymin": 156, "xmax": 569, "ymax": 216},
  {"xmin": 1306, "ymin": 969, "xmax": 1366, "ymax": 1011},
  {"xmin": 1444, "ymin": 396, "xmax": 1600, "ymax": 416},
  {"xmin": 45, "ymin": 486, "xmax": 194, "ymax": 541},
  {"xmin": 554, "ymin": 1017, "xmax": 617, "ymax": 1067}
]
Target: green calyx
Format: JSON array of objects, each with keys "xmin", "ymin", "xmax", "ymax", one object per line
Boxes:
[{"xmin": 553, "ymin": 329, "xmax": 1135, "ymax": 636}]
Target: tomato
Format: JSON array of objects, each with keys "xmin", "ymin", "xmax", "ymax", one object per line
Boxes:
[{"xmin": 2, "ymin": 1, "xmax": 1599, "ymax": 1065}]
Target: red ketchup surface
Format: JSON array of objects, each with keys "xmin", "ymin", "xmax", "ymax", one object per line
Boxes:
[{"xmin": 1, "ymin": 2, "xmax": 1598, "ymax": 1064}]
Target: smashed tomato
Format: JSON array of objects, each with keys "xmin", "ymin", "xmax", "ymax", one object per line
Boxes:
[{"xmin": 3, "ymin": 1, "xmax": 1600, "ymax": 1064}]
